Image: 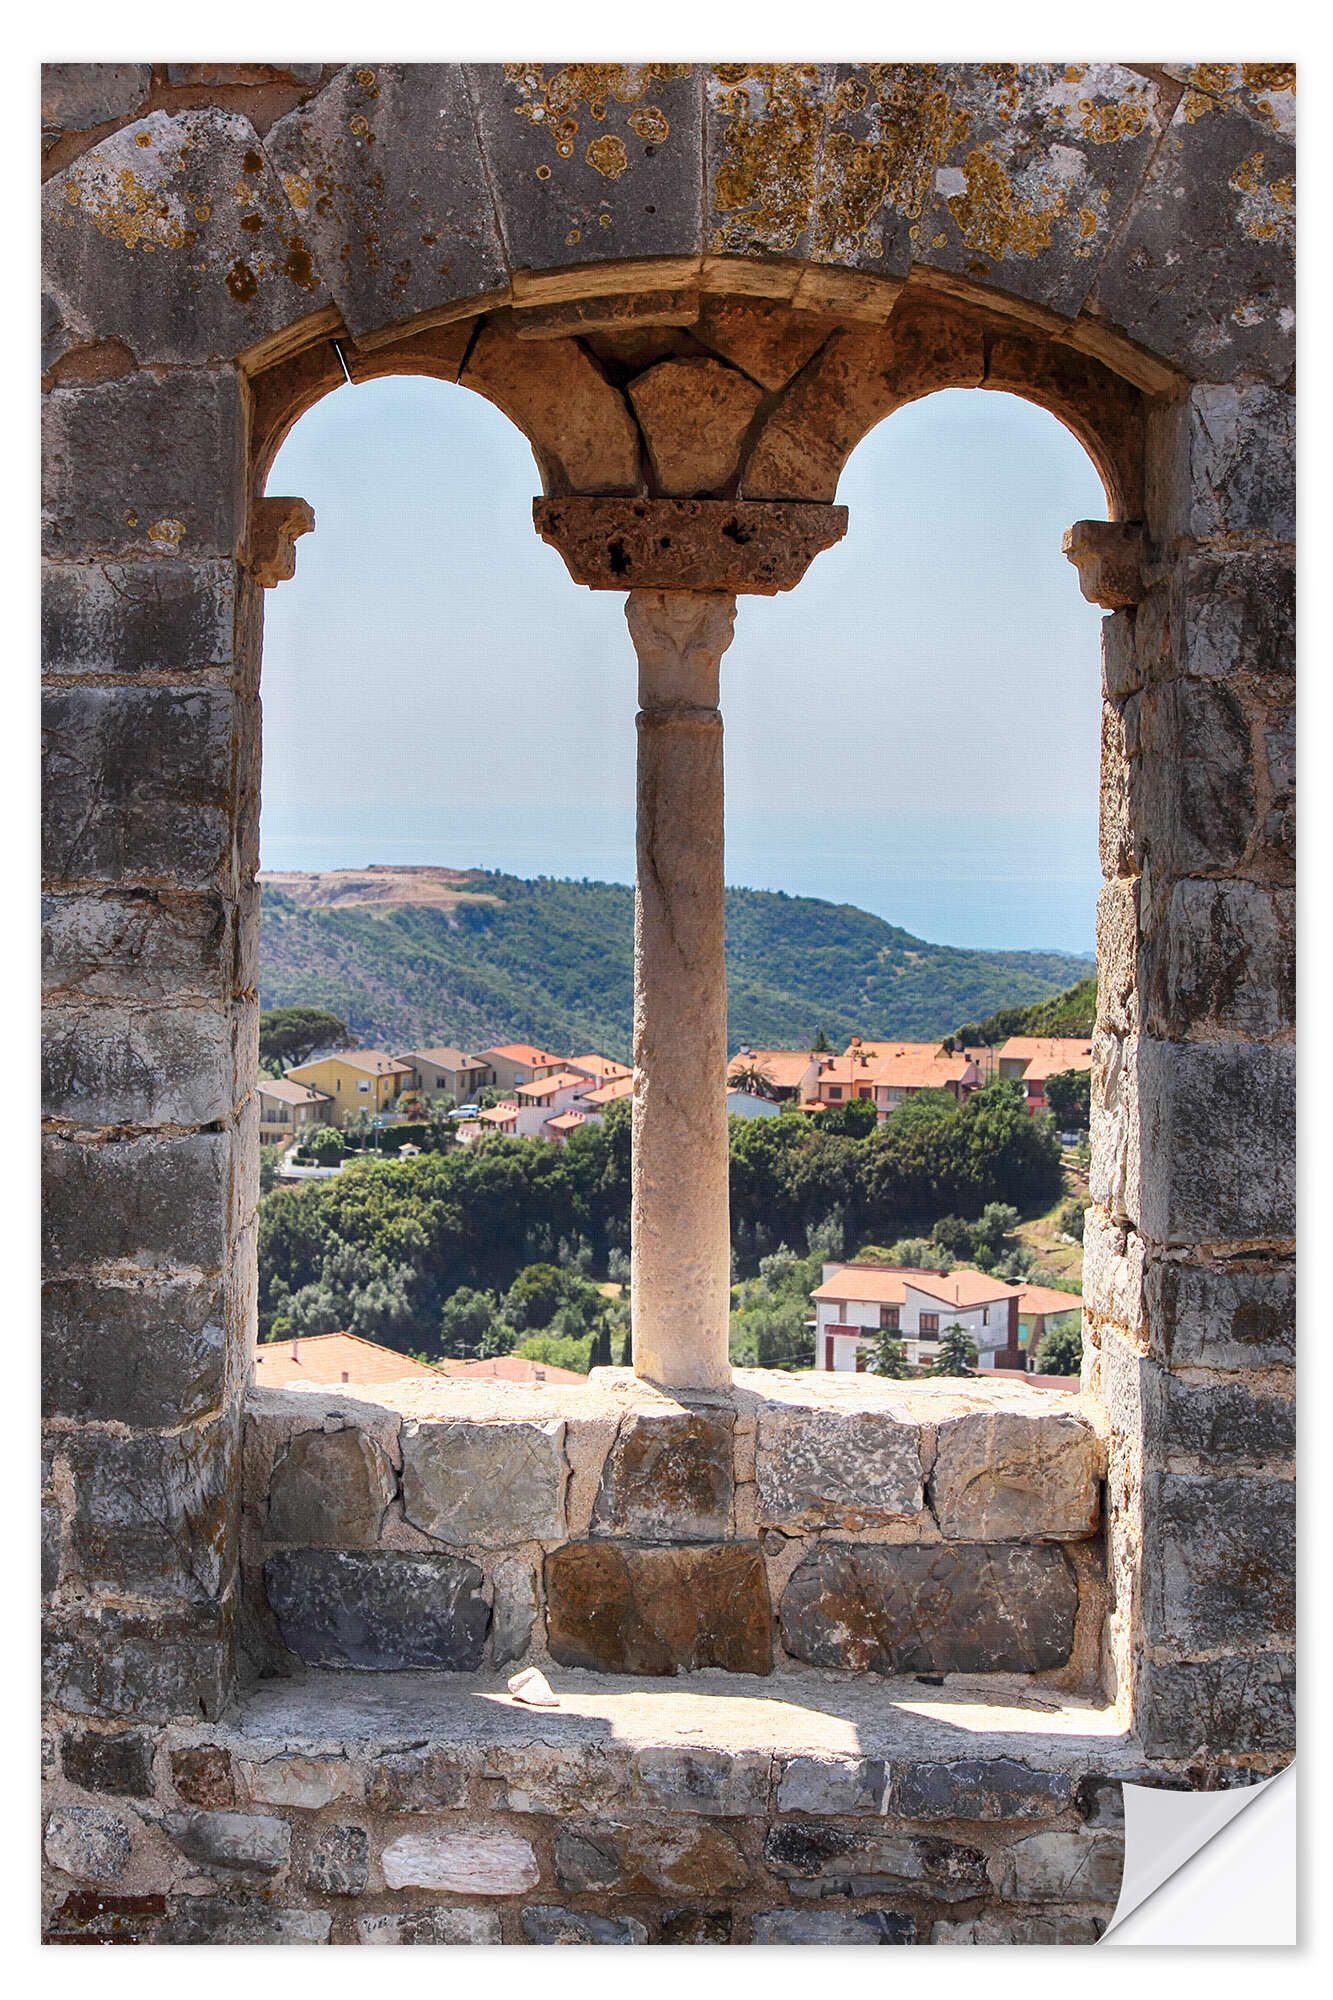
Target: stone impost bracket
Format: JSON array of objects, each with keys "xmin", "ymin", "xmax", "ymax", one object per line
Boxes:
[
  {"xmin": 1062, "ymin": 520, "xmax": 1148, "ymax": 610},
  {"xmin": 534, "ymin": 498, "xmax": 848, "ymax": 596},
  {"xmin": 248, "ymin": 495, "xmax": 316, "ymax": 589}
]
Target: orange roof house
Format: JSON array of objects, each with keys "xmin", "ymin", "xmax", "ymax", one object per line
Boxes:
[
  {"xmin": 997, "ymin": 1036, "xmax": 1095, "ymax": 1115},
  {"xmin": 566, "ymin": 1053, "xmax": 632, "ymax": 1084},
  {"xmin": 253, "ymin": 1333, "xmax": 440, "ymax": 1387},
  {"xmin": 581, "ymin": 1074, "xmax": 635, "ymax": 1110}
]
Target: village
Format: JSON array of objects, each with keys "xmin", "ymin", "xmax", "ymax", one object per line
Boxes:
[{"xmin": 256, "ymin": 1025, "xmax": 1092, "ymax": 1389}]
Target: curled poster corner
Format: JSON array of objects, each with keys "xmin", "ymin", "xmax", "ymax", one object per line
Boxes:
[{"xmin": 1102, "ymin": 1766, "xmax": 1295, "ymax": 1943}]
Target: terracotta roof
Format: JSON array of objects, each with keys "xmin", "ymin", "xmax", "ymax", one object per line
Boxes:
[
  {"xmin": 848, "ymin": 1040, "xmax": 949, "ymax": 1063},
  {"xmin": 478, "ymin": 1043, "xmax": 562, "ymax": 1067},
  {"xmin": 435, "ymin": 1354, "xmax": 586, "ymax": 1384},
  {"xmin": 515, "ymin": 1071, "xmax": 590, "ymax": 1100},
  {"xmin": 399, "ymin": 1047, "xmax": 485, "ymax": 1070},
  {"xmin": 812, "ymin": 1264, "xmax": 1021, "ymax": 1309},
  {"xmin": 999, "ymin": 1036, "xmax": 1095, "ymax": 1081},
  {"xmin": 811, "ymin": 1265, "xmax": 910, "ymax": 1305},
  {"xmin": 1016, "ymin": 1284, "xmax": 1085, "ymax": 1317},
  {"xmin": 872, "ymin": 1050, "xmax": 974, "ymax": 1093},
  {"xmin": 289, "ymin": 1050, "xmax": 411, "ymax": 1079},
  {"xmin": 904, "ymin": 1269, "xmax": 1023, "ymax": 1309},
  {"xmin": 583, "ymin": 1075, "xmax": 635, "ymax": 1107},
  {"xmin": 726, "ymin": 1050, "xmax": 816, "ymax": 1090},
  {"xmin": 545, "ymin": 1110, "xmax": 587, "ymax": 1133},
  {"xmin": 478, "ymin": 1101, "xmax": 518, "ymax": 1125},
  {"xmin": 252, "ymin": 1333, "xmax": 440, "ymax": 1387},
  {"xmin": 258, "ymin": 1077, "xmax": 330, "ymax": 1106},
  {"xmin": 567, "ymin": 1054, "xmax": 632, "ymax": 1082}
]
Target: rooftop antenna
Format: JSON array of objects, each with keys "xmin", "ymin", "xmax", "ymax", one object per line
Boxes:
[{"xmin": 332, "ymin": 339, "xmax": 354, "ymax": 388}]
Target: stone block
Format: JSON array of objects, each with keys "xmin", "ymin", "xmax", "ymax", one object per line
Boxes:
[
  {"xmin": 779, "ymin": 1542, "xmax": 1077, "ymax": 1674},
  {"xmin": 545, "ymin": 1541, "xmax": 773, "ymax": 1675},
  {"xmin": 43, "ymin": 686, "xmax": 234, "ymax": 888},
  {"xmin": 236, "ymin": 1754, "xmax": 359, "ymax": 1810},
  {"xmin": 400, "ymin": 1417, "xmax": 566, "ymax": 1547},
  {"xmin": 933, "ymin": 1915, "xmax": 1103, "ymax": 1943},
  {"xmin": 1137, "ymin": 1652, "xmax": 1295, "ymax": 1761},
  {"xmin": 591, "ymin": 1409, "xmax": 733, "ymax": 1541},
  {"xmin": 696, "ymin": 295, "xmax": 834, "ymax": 391},
  {"xmin": 536, "ymin": 494, "xmax": 847, "ymax": 592},
  {"xmin": 43, "ymin": 110, "xmax": 333, "ymax": 370},
  {"xmin": 42, "ymin": 1002, "xmax": 236, "ymax": 1127},
  {"xmin": 364, "ymin": 1746, "xmax": 474, "ymax": 1813},
  {"xmin": 266, "ymin": 66, "xmax": 508, "ymax": 341},
  {"xmin": 381, "ymin": 1829, "xmax": 539, "ymax": 1894},
  {"xmin": 304, "ymin": 1825, "xmax": 369, "ymax": 1896},
  {"xmin": 480, "ymin": 1741, "xmax": 631, "ymax": 1817},
  {"xmin": 42, "ymin": 65, "xmax": 151, "ymax": 134},
  {"xmin": 1131, "ymin": 677, "xmax": 1257, "ymax": 877},
  {"xmin": 42, "ymin": 1275, "xmax": 226, "ymax": 1427},
  {"xmin": 704, "ymin": 64, "xmax": 835, "ymax": 263},
  {"xmin": 44, "ymin": 1601, "xmax": 234, "ymax": 1722},
  {"xmin": 41, "ymin": 1130, "xmax": 231, "ymax": 1268},
  {"xmin": 157, "ymin": 1898, "xmax": 329, "ymax": 1944},
  {"xmin": 1157, "ymin": 1377, "xmax": 1295, "ymax": 1468},
  {"xmin": 42, "ymin": 891, "xmax": 233, "ymax": 1002},
  {"xmin": 42, "ymin": 1498, "xmax": 62, "ymax": 1598},
  {"xmin": 755, "ymin": 1406, "xmax": 922, "ymax": 1531},
  {"xmin": 1144, "ymin": 548, "xmax": 1295, "ymax": 684},
  {"xmin": 1150, "ymin": 383, "xmax": 1295, "ymax": 545},
  {"xmin": 908, "ymin": 65, "xmax": 1170, "ymax": 318},
  {"xmin": 928, "ymin": 1409, "xmax": 1101, "ymax": 1542},
  {"xmin": 556, "ymin": 1820, "xmax": 751, "ymax": 1897},
  {"xmin": 1146, "ymin": 880, "xmax": 1294, "ymax": 1040},
  {"xmin": 750, "ymin": 1908, "xmax": 915, "ymax": 1944},
  {"xmin": 263, "ymin": 1550, "xmax": 490, "ymax": 1669},
  {"xmin": 64, "ymin": 1418, "xmax": 235, "ymax": 1605},
  {"xmin": 775, "ymin": 1754, "xmax": 888, "ymax": 1816},
  {"xmin": 44, "ymin": 1804, "xmax": 132, "ymax": 1881},
  {"xmin": 1133, "ymin": 1038, "xmax": 1295, "ymax": 1246},
  {"xmin": 164, "ymin": 1810, "xmax": 290, "ymax": 1876},
  {"xmin": 659, "ymin": 1909, "xmax": 733, "ymax": 1944},
  {"xmin": 490, "ymin": 1557, "xmax": 539, "ymax": 1665},
  {"xmin": 990, "ymin": 1829, "xmax": 1124, "ymax": 1906},
  {"xmin": 1144, "ymin": 1258, "xmax": 1294, "ymax": 1370},
  {"xmin": 1076, "ymin": 1775, "xmax": 1126, "ymax": 1829},
  {"xmin": 266, "ymin": 1426, "xmax": 395, "ymax": 1546},
  {"xmin": 522, "ymin": 1905, "xmax": 648, "ymax": 1944},
  {"xmin": 42, "ymin": 559, "xmax": 238, "ymax": 675},
  {"xmin": 60, "ymin": 1729, "xmax": 156, "ymax": 1799},
  {"xmin": 465, "ymin": 319, "xmax": 641, "ymax": 498},
  {"xmin": 171, "ymin": 1745, "xmax": 235, "ymax": 1807},
  {"xmin": 629, "ymin": 358, "xmax": 764, "ymax": 495},
  {"xmin": 356, "ymin": 1908, "xmax": 502, "ymax": 1945},
  {"xmin": 470, "ymin": 62, "xmax": 703, "ymax": 276},
  {"xmin": 763, "ymin": 1820, "xmax": 987, "ymax": 1900},
  {"xmin": 633, "ymin": 1746, "xmax": 771, "ymax": 1818},
  {"xmin": 42, "ymin": 370, "xmax": 245, "ymax": 562},
  {"xmin": 892, "ymin": 1758, "xmax": 1073, "ymax": 1822},
  {"xmin": 1145, "ymin": 1473, "xmax": 1294, "ymax": 1650},
  {"xmin": 1095, "ymin": 878, "xmax": 1139, "ymax": 1037},
  {"xmin": 1099, "ymin": 697, "xmax": 1137, "ymax": 880},
  {"xmin": 47, "ymin": 1891, "xmax": 168, "ymax": 1944},
  {"xmin": 1093, "ymin": 97, "xmax": 1294, "ymax": 385}
]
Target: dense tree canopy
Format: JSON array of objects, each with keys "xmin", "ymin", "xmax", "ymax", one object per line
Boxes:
[{"xmin": 258, "ymin": 1006, "xmax": 350, "ymax": 1073}]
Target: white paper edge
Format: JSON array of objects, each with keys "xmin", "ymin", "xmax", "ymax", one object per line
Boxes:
[{"xmin": 1102, "ymin": 1764, "xmax": 1295, "ymax": 1942}]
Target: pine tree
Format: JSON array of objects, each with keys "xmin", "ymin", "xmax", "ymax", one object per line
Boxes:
[
  {"xmin": 930, "ymin": 1322, "xmax": 978, "ymax": 1377},
  {"xmin": 590, "ymin": 1323, "xmax": 612, "ymax": 1370},
  {"xmin": 870, "ymin": 1327, "xmax": 912, "ymax": 1378}
]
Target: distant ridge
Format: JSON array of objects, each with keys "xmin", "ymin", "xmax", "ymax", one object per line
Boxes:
[{"xmin": 259, "ymin": 866, "xmax": 1095, "ymax": 1064}]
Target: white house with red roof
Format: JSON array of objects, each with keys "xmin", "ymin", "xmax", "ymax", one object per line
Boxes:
[
  {"xmin": 471, "ymin": 1043, "xmax": 565, "ymax": 1092},
  {"xmin": 996, "ymin": 1036, "xmax": 1094, "ymax": 1115},
  {"xmin": 810, "ymin": 1262, "xmax": 1027, "ymax": 1373},
  {"xmin": 512, "ymin": 1070, "xmax": 596, "ymax": 1138}
]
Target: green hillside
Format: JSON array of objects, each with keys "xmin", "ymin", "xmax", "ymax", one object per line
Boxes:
[
  {"xmin": 953, "ymin": 976, "xmax": 1098, "ymax": 1047},
  {"xmin": 258, "ymin": 869, "xmax": 1094, "ymax": 1063}
]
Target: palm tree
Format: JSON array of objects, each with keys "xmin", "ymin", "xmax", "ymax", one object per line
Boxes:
[{"xmin": 729, "ymin": 1055, "xmax": 778, "ymax": 1099}]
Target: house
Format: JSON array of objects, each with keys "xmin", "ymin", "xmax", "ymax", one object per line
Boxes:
[
  {"xmin": 284, "ymin": 1049, "xmax": 412, "ymax": 1129},
  {"xmin": 252, "ymin": 1332, "xmax": 440, "ymax": 1387},
  {"xmin": 396, "ymin": 1046, "xmax": 490, "ymax": 1104},
  {"xmin": 566, "ymin": 1053, "xmax": 632, "ymax": 1086},
  {"xmin": 726, "ymin": 1049, "xmax": 822, "ymax": 1103},
  {"xmin": 544, "ymin": 1109, "xmax": 588, "ymax": 1145},
  {"xmin": 579, "ymin": 1073, "xmax": 635, "ymax": 1120},
  {"xmin": 1015, "ymin": 1283, "xmax": 1085, "ymax": 1366},
  {"xmin": 852, "ymin": 1041, "xmax": 982, "ymax": 1113},
  {"xmin": 435, "ymin": 1354, "xmax": 587, "ymax": 1385},
  {"xmin": 996, "ymin": 1036, "xmax": 1095, "ymax": 1115},
  {"xmin": 472, "ymin": 1043, "xmax": 565, "ymax": 1092},
  {"xmin": 474, "ymin": 1100, "xmax": 518, "ymax": 1137},
  {"xmin": 811, "ymin": 1263, "xmax": 1024, "ymax": 1373},
  {"xmin": 726, "ymin": 1088, "xmax": 782, "ymax": 1120},
  {"xmin": 257, "ymin": 1075, "xmax": 331, "ymax": 1144},
  {"xmin": 512, "ymin": 1070, "xmax": 596, "ymax": 1138}
]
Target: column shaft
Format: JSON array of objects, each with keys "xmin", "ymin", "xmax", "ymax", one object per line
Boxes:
[{"xmin": 626, "ymin": 590, "xmax": 736, "ymax": 1390}]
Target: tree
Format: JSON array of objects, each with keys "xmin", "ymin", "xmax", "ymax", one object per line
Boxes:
[
  {"xmin": 1045, "ymin": 1068, "xmax": 1091, "ymax": 1132},
  {"xmin": 818, "ymin": 1096, "xmax": 878, "ymax": 1138},
  {"xmin": 729, "ymin": 1056, "xmax": 778, "ymax": 1099},
  {"xmin": 1034, "ymin": 1315, "xmax": 1083, "ymax": 1376},
  {"xmin": 1056, "ymin": 1199, "xmax": 1086, "ymax": 1244},
  {"xmin": 811, "ymin": 1028, "xmax": 831, "ymax": 1053},
  {"xmin": 439, "ymin": 1285, "xmax": 498, "ymax": 1358},
  {"xmin": 259, "ymin": 1144, "xmax": 285, "ymax": 1195},
  {"xmin": 972, "ymin": 1201, "xmax": 1021, "ymax": 1252},
  {"xmin": 870, "ymin": 1327, "xmax": 912, "ymax": 1378},
  {"xmin": 930, "ymin": 1322, "xmax": 978, "ymax": 1377},
  {"xmin": 306, "ymin": 1126, "xmax": 344, "ymax": 1165},
  {"xmin": 258, "ymin": 1007, "xmax": 350, "ymax": 1072},
  {"xmin": 589, "ymin": 1322, "xmax": 613, "ymax": 1370}
]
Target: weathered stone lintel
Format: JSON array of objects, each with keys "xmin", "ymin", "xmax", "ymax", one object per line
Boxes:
[
  {"xmin": 247, "ymin": 496, "xmax": 315, "ymax": 588},
  {"xmin": 1063, "ymin": 520, "xmax": 1149, "ymax": 609},
  {"xmin": 534, "ymin": 498, "xmax": 847, "ymax": 594}
]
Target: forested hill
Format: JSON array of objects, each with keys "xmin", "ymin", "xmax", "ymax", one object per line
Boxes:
[{"xmin": 258, "ymin": 867, "xmax": 1093, "ymax": 1063}]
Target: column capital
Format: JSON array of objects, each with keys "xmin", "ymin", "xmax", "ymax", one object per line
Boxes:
[
  {"xmin": 626, "ymin": 590, "xmax": 736, "ymax": 711},
  {"xmin": 534, "ymin": 497, "xmax": 847, "ymax": 595}
]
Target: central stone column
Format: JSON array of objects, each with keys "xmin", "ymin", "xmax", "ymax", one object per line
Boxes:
[{"xmin": 626, "ymin": 590, "xmax": 737, "ymax": 1390}]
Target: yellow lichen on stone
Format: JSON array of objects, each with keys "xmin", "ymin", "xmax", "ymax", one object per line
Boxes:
[
  {"xmin": 946, "ymin": 148, "xmax": 1062, "ymax": 261},
  {"xmin": 504, "ymin": 63, "xmax": 689, "ymax": 162},
  {"xmin": 1078, "ymin": 94, "xmax": 1152, "ymax": 144},
  {"xmin": 586, "ymin": 134, "xmax": 630, "ymax": 180},
  {"xmin": 709, "ymin": 65, "xmax": 825, "ymax": 253},
  {"xmin": 1241, "ymin": 64, "xmax": 1295, "ymax": 95},
  {"xmin": 282, "ymin": 175, "xmax": 311, "ymax": 212},
  {"xmin": 65, "ymin": 162, "xmax": 192, "ymax": 253},
  {"xmin": 810, "ymin": 64, "xmax": 971, "ymax": 260},
  {"xmin": 628, "ymin": 105, "xmax": 670, "ymax": 145},
  {"xmin": 147, "ymin": 518, "xmax": 186, "ymax": 547}
]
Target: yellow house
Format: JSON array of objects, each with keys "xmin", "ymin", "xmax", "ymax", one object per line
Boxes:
[{"xmin": 285, "ymin": 1050, "xmax": 412, "ymax": 1129}]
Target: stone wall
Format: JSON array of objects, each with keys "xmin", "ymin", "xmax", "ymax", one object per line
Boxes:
[{"xmin": 241, "ymin": 1372, "xmax": 1106, "ymax": 1685}]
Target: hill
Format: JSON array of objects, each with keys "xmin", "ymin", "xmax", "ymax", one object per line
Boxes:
[
  {"xmin": 258, "ymin": 867, "xmax": 1094, "ymax": 1063},
  {"xmin": 953, "ymin": 976, "xmax": 1098, "ymax": 1047}
]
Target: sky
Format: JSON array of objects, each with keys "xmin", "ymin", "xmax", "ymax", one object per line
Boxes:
[{"xmin": 260, "ymin": 369, "xmax": 1108, "ymax": 952}]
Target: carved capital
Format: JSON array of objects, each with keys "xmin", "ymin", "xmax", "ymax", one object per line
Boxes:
[
  {"xmin": 248, "ymin": 495, "xmax": 316, "ymax": 588},
  {"xmin": 1062, "ymin": 520, "xmax": 1148, "ymax": 610},
  {"xmin": 534, "ymin": 497, "xmax": 847, "ymax": 595},
  {"xmin": 626, "ymin": 590, "xmax": 737, "ymax": 710}
]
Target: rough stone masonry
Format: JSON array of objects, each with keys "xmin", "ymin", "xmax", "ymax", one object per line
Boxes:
[{"xmin": 42, "ymin": 61, "xmax": 1293, "ymax": 1943}]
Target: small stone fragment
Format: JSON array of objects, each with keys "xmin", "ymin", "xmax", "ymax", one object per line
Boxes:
[
  {"xmin": 521, "ymin": 1905, "xmax": 648, "ymax": 1945},
  {"xmin": 304, "ymin": 1824, "xmax": 369, "ymax": 1896},
  {"xmin": 508, "ymin": 1666, "xmax": 558, "ymax": 1707},
  {"xmin": 163, "ymin": 1810, "xmax": 291, "ymax": 1877},
  {"xmin": 380, "ymin": 1829, "xmax": 539, "ymax": 1895},
  {"xmin": 44, "ymin": 1804, "xmax": 132, "ymax": 1881},
  {"xmin": 356, "ymin": 1908, "xmax": 502, "ymax": 1945}
]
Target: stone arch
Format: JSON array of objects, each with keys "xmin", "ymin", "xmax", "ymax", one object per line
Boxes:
[{"xmin": 42, "ymin": 65, "xmax": 1295, "ymax": 1889}]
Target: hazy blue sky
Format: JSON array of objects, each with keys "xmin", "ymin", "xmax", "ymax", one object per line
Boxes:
[{"xmin": 260, "ymin": 369, "xmax": 1108, "ymax": 951}]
